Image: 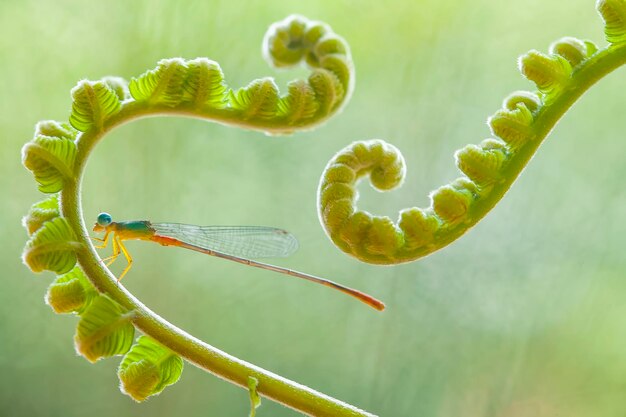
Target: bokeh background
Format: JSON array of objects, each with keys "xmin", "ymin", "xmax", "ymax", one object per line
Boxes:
[{"xmin": 2, "ymin": 0, "xmax": 625, "ymax": 416}]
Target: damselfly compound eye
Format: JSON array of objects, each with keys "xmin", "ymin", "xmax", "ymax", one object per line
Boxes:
[{"xmin": 97, "ymin": 212, "xmax": 112, "ymax": 226}]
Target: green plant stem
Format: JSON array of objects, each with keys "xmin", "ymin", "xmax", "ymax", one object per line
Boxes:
[{"xmin": 59, "ymin": 109, "xmax": 376, "ymax": 417}]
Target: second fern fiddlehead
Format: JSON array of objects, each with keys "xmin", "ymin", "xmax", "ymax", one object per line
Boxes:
[
  {"xmin": 21, "ymin": 15, "xmax": 374, "ymax": 417},
  {"xmin": 318, "ymin": 0, "xmax": 626, "ymax": 264}
]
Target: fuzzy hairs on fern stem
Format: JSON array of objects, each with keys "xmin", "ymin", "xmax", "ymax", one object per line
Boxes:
[
  {"xmin": 318, "ymin": 0, "xmax": 626, "ymax": 265},
  {"xmin": 21, "ymin": 15, "xmax": 375, "ymax": 417}
]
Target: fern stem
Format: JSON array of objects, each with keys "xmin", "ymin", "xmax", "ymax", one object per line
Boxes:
[{"xmin": 60, "ymin": 111, "xmax": 375, "ymax": 417}]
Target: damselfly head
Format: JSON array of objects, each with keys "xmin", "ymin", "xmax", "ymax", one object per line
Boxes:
[{"xmin": 94, "ymin": 212, "xmax": 112, "ymax": 232}]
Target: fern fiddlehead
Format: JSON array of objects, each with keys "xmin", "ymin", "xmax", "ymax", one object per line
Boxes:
[
  {"xmin": 21, "ymin": 15, "xmax": 373, "ymax": 417},
  {"xmin": 318, "ymin": 1, "xmax": 626, "ymax": 264}
]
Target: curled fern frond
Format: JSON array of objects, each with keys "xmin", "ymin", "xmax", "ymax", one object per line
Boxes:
[
  {"xmin": 503, "ymin": 91, "xmax": 542, "ymax": 112},
  {"xmin": 118, "ymin": 336, "xmax": 184, "ymax": 402},
  {"xmin": 318, "ymin": 2, "xmax": 626, "ymax": 265},
  {"xmin": 318, "ymin": 140, "xmax": 413, "ymax": 263},
  {"xmin": 519, "ymin": 50, "xmax": 572, "ymax": 97},
  {"xmin": 550, "ymin": 37, "xmax": 594, "ymax": 67},
  {"xmin": 264, "ymin": 16, "xmax": 308, "ymax": 67},
  {"xmin": 455, "ymin": 139, "xmax": 507, "ymax": 186},
  {"xmin": 398, "ymin": 208, "xmax": 439, "ymax": 250},
  {"xmin": 22, "ymin": 194, "xmax": 60, "ymax": 235},
  {"xmin": 22, "ymin": 122, "xmax": 77, "ymax": 193},
  {"xmin": 308, "ymin": 69, "xmax": 345, "ymax": 116},
  {"xmin": 229, "ymin": 78, "xmax": 281, "ymax": 120},
  {"xmin": 75, "ymin": 295, "xmax": 135, "ymax": 363},
  {"xmin": 277, "ymin": 80, "xmax": 320, "ymax": 123},
  {"xmin": 70, "ymin": 80, "xmax": 123, "ymax": 131},
  {"xmin": 597, "ymin": 0, "xmax": 626, "ymax": 44},
  {"xmin": 263, "ymin": 14, "xmax": 353, "ymax": 120},
  {"xmin": 430, "ymin": 180, "xmax": 475, "ymax": 226},
  {"xmin": 182, "ymin": 58, "xmax": 228, "ymax": 108},
  {"xmin": 488, "ymin": 103, "xmax": 535, "ymax": 149},
  {"xmin": 22, "ymin": 217, "xmax": 81, "ymax": 274},
  {"xmin": 263, "ymin": 15, "xmax": 350, "ymax": 76},
  {"xmin": 129, "ymin": 58, "xmax": 188, "ymax": 107},
  {"xmin": 46, "ymin": 267, "xmax": 97, "ymax": 314}
]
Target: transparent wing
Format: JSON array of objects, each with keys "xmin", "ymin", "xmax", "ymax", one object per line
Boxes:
[{"xmin": 151, "ymin": 223, "xmax": 299, "ymax": 259}]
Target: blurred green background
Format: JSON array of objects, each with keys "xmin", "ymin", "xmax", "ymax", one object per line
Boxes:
[{"xmin": 2, "ymin": 0, "xmax": 625, "ymax": 416}]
